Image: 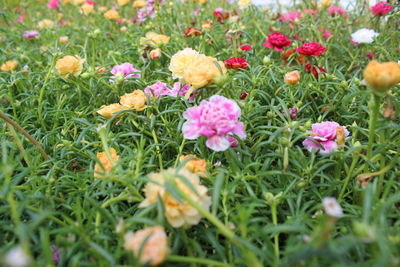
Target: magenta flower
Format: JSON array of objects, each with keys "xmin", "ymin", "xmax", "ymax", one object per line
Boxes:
[
  {"xmin": 182, "ymin": 95, "xmax": 246, "ymax": 151},
  {"xmin": 47, "ymin": 0, "xmax": 60, "ymax": 9},
  {"xmin": 110, "ymin": 63, "xmax": 140, "ymax": 81},
  {"xmin": 371, "ymin": 2, "xmax": 393, "ymax": 16},
  {"xmin": 327, "ymin": 6, "xmax": 348, "ymax": 17},
  {"xmin": 23, "ymin": 30, "xmax": 40, "ymax": 39},
  {"xmin": 144, "ymin": 81, "xmax": 169, "ymax": 97},
  {"xmin": 303, "ymin": 121, "xmax": 349, "ymax": 155}
]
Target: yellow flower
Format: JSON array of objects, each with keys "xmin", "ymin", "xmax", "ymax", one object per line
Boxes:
[
  {"xmin": 71, "ymin": 0, "xmax": 85, "ymax": 4},
  {"xmin": 363, "ymin": 60, "xmax": 400, "ymax": 92},
  {"xmin": 120, "ymin": 90, "xmax": 147, "ymax": 111},
  {"xmin": 94, "ymin": 148, "xmax": 119, "ymax": 178},
  {"xmin": 1, "ymin": 60, "xmax": 18, "ymax": 72},
  {"xmin": 55, "ymin": 55, "xmax": 84, "ymax": 77},
  {"xmin": 139, "ymin": 168, "xmax": 211, "ymax": 228},
  {"xmin": 59, "ymin": 36, "xmax": 69, "ymax": 44},
  {"xmin": 124, "ymin": 226, "xmax": 169, "ymax": 266},
  {"xmin": 238, "ymin": 0, "xmax": 251, "ymax": 9},
  {"xmin": 37, "ymin": 19, "xmax": 55, "ymax": 29},
  {"xmin": 132, "ymin": 0, "xmax": 146, "ymax": 8},
  {"xmin": 179, "ymin": 155, "xmax": 207, "ymax": 176},
  {"xmin": 118, "ymin": 0, "xmax": 130, "ymax": 6},
  {"xmin": 80, "ymin": 3, "xmax": 94, "ymax": 15},
  {"xmin": 97, "ymin": 103, "xmax": 127, "ymax": 119},
  {"xmin": 98, "ymin": 6, "xmax": 108, "ymax": 12},
  {"xmin": 104, "ymin": 10, "xmax": 120, "ymax": 20},
  {"xmin": 140, "ymin": 32, "xmax": 170, "ymax": 47},
  {"xmin": 284, "ymin": 70, "xmax": 301, "ymax": 85},
  {"xmin": 321, "ymin": 0, "xmax": 332, "ymax": 8},
  {"xmin": 169, "ymin": 48, "xmax": 202, "ymax": 80},
  {"xmin": 183, "ymin": 56, "xmax": 226, "ymax": 88}
]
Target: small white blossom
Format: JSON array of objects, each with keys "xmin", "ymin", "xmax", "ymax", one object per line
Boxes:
[
  {"xmin": 4, "ymin": 246, "xmax": 30, "ymax": 267},
  {"xmin": 323, "ymin": 197, "xmax": 343, "ymax": 218},
  {"xmin": 351, "ymin": 28, "xmax": 379, "ymax": 44}
]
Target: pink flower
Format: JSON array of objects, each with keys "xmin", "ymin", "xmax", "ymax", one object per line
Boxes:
[
  {"xmin": 240, "ymin": 43, "xmax": 252, "ymax": 51},
  {"xmin": 371, "ymin": 2, "xmax": 393, "ymax": 15},
  {"xmin": 47, "ymin": 0, "xmax": 60, "ymax": 9},
  {"xmin": 85, "ymin": 0, "xmax": 95, "ymax": 5},
  {"xmin": 23, "ymin": 30, "xmax": 39, "ymax": 39},
  {"xmin": 322, "ymin": 30, "xmax": 332, "ymax": 39},
  {"xmin": 110, "ymin": 63, "xmax": 141, "ymax": 81},
  {"xmin": 302, "ymin": 9, "xmax": 317, "ymax": 15},
  {"xmin": 182, "ymin": 95, "xmax": 246, "ymax": 151},
  {"xmin": 262, "ymin": 32, "xmax": 292, "ymax": 52},
  {"xmin": 144, "ymin": 81, "xmax": 170, "ymax": 97},
  {"xmin": 297, "ymin": 42, "xmax": 326, "ymax": 56},
  {"xmin": 327, "ymin": 6, "xmax": 348, "ymax": 17},
  {"xmin": 279, "ymin": 11, "xmax": 302, "ymax": 23},
  {"xmin": 303, "ymin": 121, "xmax": 349, "ymax": 155},
  {"xmin": 16, "ymin": 14, "xmax": 26, "ymax": 24}
]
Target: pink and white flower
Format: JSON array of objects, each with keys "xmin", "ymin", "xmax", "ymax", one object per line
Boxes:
[
  {"xmin": 182, "ymin": 95, "xmax": 246, "ymax": 151},
  {"xmin": 110, "ymin": 63, "xmax": 140, "ymax": 82},
  {"xmin": 303, "ymin": 121, "xmax": 349, "ymax": 155}
]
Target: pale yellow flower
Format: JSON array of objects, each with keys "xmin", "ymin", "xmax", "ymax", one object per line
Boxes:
[
  {"xmin": 139, "ymin": 168, "xmax": 211, "ymax": 228},
  {"xmin": 179, "ymin": 155, "xmax": 207, "ymax": 176},
  {"xmin": 133, "ymin": 0, "xmax": 146, "ymax": 8},
  {"xmin": 169, "ymin": 48, "xmax": 202, "ymax": 80},
  {"xmin": 71, "ymin": 0, "xmax": 85, "ymax": 4},
  {"xmin": 104, "ymin": 10, "xmax": 120, "ymax": 20},
  {"xmin": 238, "ymin": 0, "xmax": 252, "ymax": 9},
  {"xmin": 124, "ymin": 226, "xmax": 168, "ymax": 266},
  {"xmin": 183, "ymin": 56, "xmax": 226, "ymax": 88},
  {"xmin": 363, "ymin": 60, "xmax": 400, "ymax": 92},
  {"xmin": 321, "ymin": 0, "xmax": 333, "ymax": 8},
  {"xmin": 55, "ymin": 55, "xmax": 84, "ymax": 77},
  {"xmin": 120, "ymin": 90, "xmax": 147, "ymax": 111},
  {"xmin": 118, "ymin": 0, "xmax": 130, "ymax": 6},
  {"xmin": 98, "ymin": 6, "xmax": 108, "ymax": 12},
  {"xmin": 1, "ymin": 60, "xmax": 18, "ymax": 72},
  {"xmin": 37, "ymin": 19, "xmax": 55, "ymax": 29},
  {"xmin": 80, "ymin": 3, "xmax": 94, "ymax": 15},
  {"xmin": 94, "ymin": 148, "xmax": 119, "ymax": 178},
  {"xmin": 97, "ymin": 103, "xmax": 127, "ymax": 118},
  {"xmin": 59, "ymin": 36, "xmax": 69, "ymax": 44},
  {"xmin": 139, "ymin": 32, "xmax": 170, "ymax": 46}
]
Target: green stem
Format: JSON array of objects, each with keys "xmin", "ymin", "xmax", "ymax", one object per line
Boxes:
[
  {"xmin": 167, "ymin": 255, "xmax": 231, "ymax": 267},
  {"xmin": 271, "ymin": 203, "xmax": 280, "ymax": 264},
  {"xmin": 366, "ymin": 93, "xmax": 382, "ymax": 161},
  {"xmin": 338, "ymin": 156, "xmax": 359, "ymax": 201}
]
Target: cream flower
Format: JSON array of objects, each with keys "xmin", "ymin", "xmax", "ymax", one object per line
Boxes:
[
  {"xmin": 80, "ymin": 3, "xmax": 94, "ymax": 15},
  {"xmin": 120, "ymin": 90, "xmax": 147, "ymax": 111},
  {"xmin": 124, "ymin": 226, "xmax": 168, "ymax": 266},
  {"xmin": 94, "ymin": 148, "xmax": 119, "ymax": 178},
  {"xmin": 139, "ymin": 168, "xmax": 211, "ymax": 228},
  {"xmin": 55, "ymin": 55, "xmax": 84, "ymax": 77},
  {"xmin": 322, "ymin": 197, "xmax": 343, "ymax": 218},
  {"xmin": 140, "ymin": 32, "xmax": 170, "ymax": 46},
  {"xmin": 169, "ymin": 48, "xmax": 202, "ymax": 80},
  {"xmin": 37, "ymin": 19, "xmax": 55, "ymax": 29}
]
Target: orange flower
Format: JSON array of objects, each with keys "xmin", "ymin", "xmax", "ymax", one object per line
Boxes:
[
  {"xmin": 1, "ymin": 60, "xmax": 18, "ymax": 72},
  {"xmin": 119, "ymin": 90, "xmax": 147, "ymax": 111},
  {"xmin": 97, "ymin": 103, "xmax": 127, "ymax": 118},
  {"xmin": 133, "ymin": 0, "xmax": 146, "ymax": 8},
  {"xmin": 124, "ymin": 226, "xmax": 169, "ymax": 266},
  {"xmin": 55, "ymin": 55, "xmax": 84, "ymax": 77},
  {"xmin": 149, "ymin": 49, "xmax": 161, "ymax": 60},
  {"xmin": 80, "ymin": 3, "xmax": 94, "ymax": 14},
  {"xmin": 336, "ymin": 126, "xmax": 345, "ymax": 147},
  {"xmin": 104, "ymin": 10, "xmax": 120, "ymax": 20},
  {"xmin": 363, "ymin": 60, "xmax": 400, "ymax": 92},
  {"xmin": 179, "ymin": 155, "xmax": 207, "ymax": 176},
  {"xmin": 94, "ymin": 148, "xmax": 119, "ymax": 177}
]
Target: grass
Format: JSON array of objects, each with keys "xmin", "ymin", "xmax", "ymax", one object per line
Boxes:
[{"xmin": 0, "ymin": 0, "xmax": 400, "ymax": 266}]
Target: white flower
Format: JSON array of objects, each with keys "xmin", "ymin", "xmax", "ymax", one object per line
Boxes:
[
  {"xmin": 351, "ymin": 28, "xmax": 379, "ymax": 44},
  {"xmin": 323, "ymin": 197, "xmax": 343, "ymax": 218},
  {"xmin": 4, "ymin": 246, "xmax": 30, "ymax": 267}
]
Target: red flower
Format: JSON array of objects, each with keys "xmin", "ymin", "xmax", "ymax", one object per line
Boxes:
[
  {"xmin": 213, "ymin": 10, "xmax": 229, "ymax": 22},
  {"xmin": 296, "ymin": 42, "xmax": 326, "ymax": 57},
  {"xmin": 224, "ymin": 57, "xmax": 249, "ymax": 69},
  {"xmin": 371, "ymin": 2, "xmax": 393, "ymax": 16},
  {"xmin": 305, "ymin": 64, "xmax": 327, "ymax": 79},
  {"xmin": 240, "ymin": 43, "xmax": 252, "ymax": 51},
  {"xmin": 262, "ymin": 32, "xmax": 292, "ymax": 52},
  {"xmin": 185, "ymin": 27, "xmax": 202, "ymax": 37}
]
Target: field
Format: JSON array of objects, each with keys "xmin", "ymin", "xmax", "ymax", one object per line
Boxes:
[{"xmin": 0, "ymin": 0, "xmax": 400, "ymax": 266}]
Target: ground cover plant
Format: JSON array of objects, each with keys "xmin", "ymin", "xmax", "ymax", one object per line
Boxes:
[{"xmin": 0, "ymin": 0, "xmax": 400, "ymax": 266}]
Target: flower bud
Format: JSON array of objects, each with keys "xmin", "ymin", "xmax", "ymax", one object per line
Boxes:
[
  {"xmin": 59, "ymin": 36, "xmax": 69, "ymax": 44},
  {"xmin": 336, "ymin": 126, "xmax": 345, "ymax": 147},
  {"xmin": 115, "ymin": 72, "xmax": 125, "ymax": 84},
  {"xmin": 363, "ymin": 60, "xmax": 400, "ymax": 93},
  {"xmin": 149, "ymin": 48, "xmax": 161, "ymax": 60},
  {"xmin": 284, "ymin": 70, "xmax": 301, "ymax": 85},
  {"xmin": 263, "ymin": 56, "xmax": 271, "ymax": 66},
  {"xmin": 213, "ymin": 74, "xmax": 229, "ymax": 87},
  {"xmin": 352, "ymin": 221, "xmax": 376, "ymax": 243}
]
